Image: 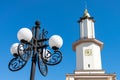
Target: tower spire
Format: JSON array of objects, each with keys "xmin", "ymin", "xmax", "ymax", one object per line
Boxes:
[
  {"xmin": 82, "ymin": 1, "xmax": 91, "ymax": 18},
  {"xmin": 82, "ymin": 9, "xmax": 91, "ymax": 18}
]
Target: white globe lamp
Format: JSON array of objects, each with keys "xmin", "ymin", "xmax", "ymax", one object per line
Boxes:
[
  {"xmin": 10, "ymin": 43, "xmax": 19, "ymax": 56},
  {"xmin": 17, "ymin": 28, "xmax": 33, "ymax": 42},
  {"xmin": 49, "ymin": 35, "xmax": 63, "ymax": 50}
]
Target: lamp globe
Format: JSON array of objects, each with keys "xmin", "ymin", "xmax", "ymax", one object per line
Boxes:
[
  {"xmin": 49, "ymin": 35, "xmax": 63, "ymax": 50},
  {"xmin": 17, "ymin": 28, "xmax": 33, "ymax": 42}
]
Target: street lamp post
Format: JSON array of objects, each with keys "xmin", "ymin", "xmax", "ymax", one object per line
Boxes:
[{"xmin": 8, "ymin": 21, "xmax": 63, "ymax": 80}]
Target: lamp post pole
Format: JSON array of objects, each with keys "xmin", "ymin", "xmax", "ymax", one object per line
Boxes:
[
  {"xmin": 30, "ymin": 49, "xmax": 37, "ymax": 80},
  {"xmin": 30, "ymin": 22, "xmax": 40, "ymax": 80},
  {"xmin": 8, "ymin": 21, "xmax": 63, "ymax": 80}
]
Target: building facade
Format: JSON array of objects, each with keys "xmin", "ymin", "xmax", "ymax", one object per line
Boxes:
[{"xmin": 66, "ymin": 9, "xmax": 116, "ymax": 80}]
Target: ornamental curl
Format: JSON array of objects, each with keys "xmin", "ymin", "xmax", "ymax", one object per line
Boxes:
[
  {"xmin": 38, "ymin": 55, "xmax": 48, "ymax": 76},
  {"xmin": 8, "ymin": 57, "xmax": 27, "ymax": 71},
  {"xmin": 42, "ymin": 50, "xmax": 62, "ymax": 66}
]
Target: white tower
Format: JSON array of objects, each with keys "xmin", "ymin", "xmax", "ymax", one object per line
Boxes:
[
  {"xmin": 80, "ymin": 9, "xmax": 95, "ymax": 39},
  {"xmin": 73, "ymin": 9, "xmax": 103, "ymax": 71},
  {"xmin": 66, "ymin": 9, "xmax": 116, "ymax": 80}
]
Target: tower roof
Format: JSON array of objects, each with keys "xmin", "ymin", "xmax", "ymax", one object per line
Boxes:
[
  {"xmin": 78, "ymin": 9, "xmax": 94, "ymax": 22},
  {"xmin": 82, "ymin": 9, "xmax": 91, "ymax": 18},
  {"xmin": 72, "ymin": 39, "xmax": 103, "ymax": 51}
]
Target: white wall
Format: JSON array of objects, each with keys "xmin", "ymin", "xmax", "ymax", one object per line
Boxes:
[
  {"xmin": 76, "ymin": 42, "xmax": 102, "ymax": 70},
  {"xmin": 80, "ymin": 19, "xmax": 95, "ymax": 39}
]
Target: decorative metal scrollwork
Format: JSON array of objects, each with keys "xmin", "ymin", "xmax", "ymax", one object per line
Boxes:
[
  {"xmin": 38, "ymin": 54, "xmax": 48, "ymax": 76},
  {"xmin": 42, "ymin": 29, "xmax": 48, "ymax": 38},
  {"xmin": 8, "ymin": 57, "xmax": 27, "ymax": 71},
  {"xmin": 17, "ymin": 43, "xmax": 32, "ymax": 61},
  {"xmin": 42, "ymin": 50, "xmax": 62, "ymax": 66}
]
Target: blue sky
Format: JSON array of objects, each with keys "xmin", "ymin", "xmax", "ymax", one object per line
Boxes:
[{"xmin": 0, "ymin": 0, "xmax": 120, "ymax": 80}]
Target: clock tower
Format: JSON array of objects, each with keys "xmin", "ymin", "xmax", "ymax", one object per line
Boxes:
[
  {"xmin": 73, "ymin": 9, "xmax": 103, "ymax": 71},
  {"xmin": 66, "ymin": 9, "xmax": 116, "ymax": 80}
]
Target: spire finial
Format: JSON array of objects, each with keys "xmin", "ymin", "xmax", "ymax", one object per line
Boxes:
[
  {"xmin": 82, "ymin": 9, "xmax": 90, "ymax": 18},
  {"xmin": 82, "ymin": 1, "xmax": 91, "ymax": 18}
]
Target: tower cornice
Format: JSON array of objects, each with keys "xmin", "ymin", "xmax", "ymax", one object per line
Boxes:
[
  {"xmin": 72, "ymin": 39, "xmax": 103, "ymax": 51},
  {"xmin": 78, "ymin": 17, "xmax": 95, "ymax": 23}
]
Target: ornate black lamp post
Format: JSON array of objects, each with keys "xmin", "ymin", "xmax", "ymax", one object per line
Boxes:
[{"xmin": 8, "ymin": 21, "xmax": 63, "ymax": 80}]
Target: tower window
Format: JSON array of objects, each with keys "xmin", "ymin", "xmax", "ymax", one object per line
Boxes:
[{"xmin": 88, "ymin": 64, "xmax": 90, "ymax": 68}]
